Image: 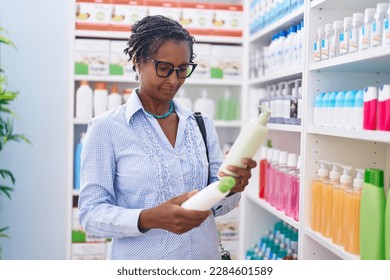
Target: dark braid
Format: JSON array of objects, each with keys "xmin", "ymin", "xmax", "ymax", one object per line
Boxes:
[{"xmin": 124, "ymin": 15, "xmax": 196, "ymax": 71}]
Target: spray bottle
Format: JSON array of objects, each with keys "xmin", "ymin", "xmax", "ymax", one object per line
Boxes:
[
  {"xmin": 311, "ymin": 160, "xmax": 330, "ymax": 232},
  {"xmin": 218, "ymin": 106, "xmax": 271, "ymax": 177},
  {"xmin": 181, "ymin": 176, "xmax": 236, "ymax": 211}
]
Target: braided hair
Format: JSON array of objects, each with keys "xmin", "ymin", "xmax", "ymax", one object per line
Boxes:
[{"xmin": 124, "ymin": 15, "xmax": 196, "ymax": 71}]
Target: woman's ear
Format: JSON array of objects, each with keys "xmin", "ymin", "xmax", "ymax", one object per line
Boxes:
[{"xmin": 132, "ymin": 57, "xmax": 137, "ymax": 72}]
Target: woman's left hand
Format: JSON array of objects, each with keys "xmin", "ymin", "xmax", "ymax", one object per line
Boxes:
[{"xmin": 218, "ymin": 158, "xmax": 257, "ymax": 193}]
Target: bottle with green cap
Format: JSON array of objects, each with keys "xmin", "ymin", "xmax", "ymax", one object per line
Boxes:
[
  {"xmin": 385, "ymin": 182, "xmax": 390, "ymax": 260},
  {"xmin": 360, "ymin": 168, "xmax": 385, "ymax": 260},
  {"xmin": 181, "ymin": 176, "xmax": 236, "ymax": 211}
]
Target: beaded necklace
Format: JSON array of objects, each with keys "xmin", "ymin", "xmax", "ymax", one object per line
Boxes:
[{"xmin": 145, "ymin": 100, "xmax": 174, "ymax": 119}]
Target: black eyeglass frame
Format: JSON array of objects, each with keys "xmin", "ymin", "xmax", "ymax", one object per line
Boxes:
[{"xmin": 146, "ymin": 57, "xmax": 198, "ymax": 79}]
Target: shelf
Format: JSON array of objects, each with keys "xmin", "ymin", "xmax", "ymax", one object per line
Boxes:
[
  {"xmin": 303, "ymin": 227, "xmax": 360, "ymax": 260},
  {"xmin": 75, "ymin": 30, "xmax": 243, "ymax": 44},
  {"xmin": 268, "ymin": 123, "xmax": 302, "ymax": 133},
  {"xmin": 309, "ymin": 46, "xmax": 390, "ymax": 73},
  {"xmin": 249, "ymin": 66, "xmax": 303, "ymax": 87},
  {"xmin": 249, "ymin": 6, "xmax": 304, "ymax": 44},
  {"xmin": 310, "ymin": 0, "xmax": 382, "ymax": 10},
  {"xmin": 245, "ymin": 187, "xmax": 300, "ymax": 230},
  {"xmin": 307, "ymin": 126, "xmax": 390, "ymax": 144}
]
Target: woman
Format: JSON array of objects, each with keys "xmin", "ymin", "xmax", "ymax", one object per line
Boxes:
[{"xmin": 78, "ymin": 15, "xmax": 257, "ymax": 260}]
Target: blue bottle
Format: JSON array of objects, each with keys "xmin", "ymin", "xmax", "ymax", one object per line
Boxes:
[
  {"xmin": 343, "ymin": 90, "xmax": 357, "ymax": 129},
  {"xmin": 74, "ymin": 132, "xmax": 85, "ymax": 190},
  {"xmin": 314, "ymin": 92, "xmax": 325, "ymax": 127},
  {"xmin": 353, "ymin": 89, "xmax": 364, "ymax": 130},
  {"xmin": 335, "ymin": 91, "xmax": 346, "ymax": 129}
]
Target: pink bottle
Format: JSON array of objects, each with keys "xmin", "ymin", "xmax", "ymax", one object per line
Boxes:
[
  {"xmin": 284, "ymin": 153, "xmax": 298, "ymax": 217},
  {"xmin": 259, "ymin": 146, "xmax": 268, "ymax": 199},
  {"xmin": 275, "ymin": 151, "xmax": 288, "ymax": 211},
  {"xmin": 363, "ymin": 86, "xmax": 378, "ymax": 130},
  {"xmin": 377, "ymin": 84, "xmax": 390, "ymax": 131},
  {"xmin": 286, "ymin": 155, "xmax": 300, "ymax": 221},
  {"xmin": 264, "ymin": 148, "xmax": 274, "ymax": 202},
  {"xmin": 269, "ymin": 149, "xmax": 280, "ymax": 206}
]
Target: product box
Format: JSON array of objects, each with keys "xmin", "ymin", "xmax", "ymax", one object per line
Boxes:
[
  {"xmin": 215, "ymin": 206, "xmax": 240, "ymax": 260},
  {"xmin": 192, "ymin": 43, "xmax": 211, "ymax": 79},
  {"xmin": 75, "ymin": 0, "xmax": 112, "ymax": 31},
  {"xmin": 72, "ymin": 242, "xmax": 107, "ymax": 260},
  {"xmin": 75, "ymin": 39, "xmax": 110, "ymax": 75},
  {"xmin": 109, "ymin": 40, "xmax": 134, "ymax": 77},
  {"xmin": 178, "ymin": 2, "xmax": 213, "ymax": 36},
  {"xmin": 210, "ymin": 3, "xmax": 243, "ymax": 37},
  {"xmin": 111, "ymin": 0, "xmax": 148, "ymax": 32},
  {"xmin": 146, "ymin": 0, "xmax": 181, "ymax": 22},
  {"xmin": 210, "ymin": 45, "xmax": 242, "ymax": 80}
]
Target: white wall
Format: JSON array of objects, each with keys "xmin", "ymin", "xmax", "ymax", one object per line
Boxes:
[{"xmin": 0, "ymin": 0, "xmax": 73, "ymax": 259}]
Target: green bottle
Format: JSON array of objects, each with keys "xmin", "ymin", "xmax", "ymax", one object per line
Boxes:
[
  {"xmin": 360, "ymin": 168, "xmax": 385, "ymax": 260},
  {"xmin": 386, "ymin": 186, "xmax": 390, "ymax": 260}
]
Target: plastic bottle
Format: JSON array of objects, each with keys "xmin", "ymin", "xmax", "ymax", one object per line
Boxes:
[
  {"xmin": 311, "ymin": 160, "xmax": 330, "ymax": 232},
  {"xmin": 296, "ymin": 21, "xmax": 304, "ymax": 65},
  {"xmin": 343, "ymin": 90, "xmax": 357, "ymax": 129},
  {"xmin": 320, "ymin": 162, "xmax": 340, "ymax": 238},
  {"xmin": 339, "ymin": 17, "xmax": 353, "ymax": 56},
  {"xmin": 377, "ymin": 84, "xmax": 390, "ymax": 131},
  {"xmin": 353, "ymin": 89, "xmax": 364, "ymax": 129},
  {"xmin": 93, "ymin": 82, "xmax": 108, "ymax": 117},
  {"xmin": 284, "ymin": 153, "xmax": 298, "ymax": 219},
  {"xmin": 284, "ymin": 25, "xmax": 297, "ymax": 68},
  {"xmin": 371, "ymin": 3, "xmax": 389, "ymax": 48},
  {"xmin": 360, "ymin": 8, "xmax": 376, "ymax": 50},
  {"xmin": 265, "ymin": 148, "xmax": 274, "ymax": 202},
  {"xmin": 74, "ymin": 132, "xmax": 86, "ymax": 190},
  {"xmin": 314, "ymin": 27, "xmax": 325, "ymax": 62},
  {"xmin": 75, "ymin": 81, "xmax": 93, "ymax": 120},
  {"xmin": 321, "ymin": 91, "xmax": 331, "ymax": 127},
  {"xmin": 360, "ymin": 168, "xmax": 386, "ymax": 260},
  {"xmin": 280, "ymin": 81, "xmax": 291, "ymax": 124},
  {"xmin": 327, "ymin": 91, "xmax": 337, "ymax": 128},
  {"xmin": 293, "ymin": 155, "xmax": 301, "ymax": 221},
  {"xmin": 386, "ymin": 181, "xmax": 390, "ymax": 260},
  {"xmin": 363, "ymin": 86, "xmax": 378, "ymax": 130},
  {"xmin": 175, "ymin": 89, "xmax": 193, "ymax": 111},
  {"xmin": 314, "ymin": 92, "xmax": 325, "ymax": 127},
  {"xmin": 218, "ymin": 107, "xmax": 271, "ymax": 177},
  {"xmin": 343, "ymin": 168, "xmax": 364, "ymax": 255},
  {"xmin": 331, "ymin": 20, "xmax": 344, "ymax": 58},
  {"xmin": 274, "ymin": 82, "xmax": 284, "ymax": 124},
  {"xmin": 349, "ymin": 13, "xmax": 364, "ymax": 53},
  {"xmin": 277, "ymin": 30, "xmax": 287, "ymax": 69},
  {"xmin": 384, "ymin": 4, "xmax": 390, "ymax": 45},
  {"xmin": 259, "ymin": 146, "xmax": 268, "ymax": 199},
  {"xmin": 331, "ymin": 165, "xmax": 352, "ymax": 245},
  {"xmin": 268, "ymin": 149, "xmax": 280, "ymax": 204},
  {"xmin": 334, "ymin": 91, "xmax": 346, "ymax": 129},
  {"xmin": 107, "ymin": 84, "xmax": 122, "ymax": 111},
  {"xmin": 289, "ymin": 79, "xmax": 301, "ymax": 125},
  {"xmin": 297, "ymin": 82, "xmax": 303, "ymax": 125},
  {"xmin": 321, "ymin": 24, "xmax": 334, "ymax": 61},
  {"xmin": 122, "ymin": 88, "xmax": 133, "ymax": 104},
  {"xmin": 181, "ymin": 176, "xmax": 236, "ymax": 211},
  {"xmin": 274, "ymin": 151, "xmax": 288, "ymax": 209},
  {"xmin": 193, "ymin": 89, "xmax": 215, "ymax": 120}
]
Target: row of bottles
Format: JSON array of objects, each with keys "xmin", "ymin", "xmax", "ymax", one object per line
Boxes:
[
  {"xmin": 313, "ymin": 84, "xmax": 390, "ymax": 131},
  {"xmin": 310, "ymin": 161, "xmax": 390, "ymax": 259},
  {"xmin": 314, "ymin": 2, "xmax": 390, "ymax": 62},
  {"xmin": 75, "ymin": 81, "xmax": 132, "ymax": 120},
  {"xmin": 258, "ymin": 146, "xmax": 301, "ymax": 221},
  {"xmin": 246, "ymin": 220, "xmax": 298, "ymax": 260}
]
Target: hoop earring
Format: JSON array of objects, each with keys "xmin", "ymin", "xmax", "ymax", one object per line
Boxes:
[{"xmin": 135, "ymin": 73, "xmax": 139, "ymax": 81}]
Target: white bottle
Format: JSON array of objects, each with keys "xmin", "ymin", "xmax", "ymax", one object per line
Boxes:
[
  {"xmin": 349, "ymin": 13, "xmax": 364, "ymax": 53},
  {"xmin": 276, "ymin": 30, "xmax": 287, "ymax": 69},
  {"xmin": 75, "ymin": 81, "xmax": 93, "ymax": 120},
  {"xmin": 321, "ymin": 23, "xmax": 334, "ymax": 61},
  {"xmin": 193, "ymin": 89, "xmax": 215, "ymax": 119},
  {"xmin": 175, "ymin": 89, "xmax": 193, "ymax": 111},
  {"xmin": 371, "ymin": 2, "xmax": 389, "ymax": 47},
  {"xmin": 339, "ymin": 17, "xmax": 353, "ymax": 56},
  {"xmin": 334, "ymin": 90, "xmax": 346, "ymax": 129},
  {"xmin": 353, "ymin": 89, "xmax": 364, "ymax": 130},
  {"xmin": 181, "ymin": 176, "xmax": 236, "ymax": 211},
  {"xmin": 284, "ymin": 26, "xmax": 296, "ymax": 68},
  {"xmin": 122, "ymin": 88, "xmax": 133, "ymax": 104},
  {"xmin": 314, "ymin": 26, "xmax": 325, "ymax": 62},
  {"xmin": 218, "ymin": 107, "xmax": 271, "ymax": 177},
  {"xmin": 343, "ymin": 90, "xmax": 357, "ymax": 129},
  {"xmin": 384, "ymin": 4, "xmax": 390, "ymax": 45},
  {"xmin": 360, "ymin": 8, "xmax": 376, "ymax": 50},
  {"xmin": 93, "ymin": 82, "xmax": 108, "ymax": 117},
  {"xmin": 331, "ymin": 20, "xmax": 344, "ymax": 58},
  {"xmin": 107, "ymin": 84, "xmax": 123, "ymax": 110}
]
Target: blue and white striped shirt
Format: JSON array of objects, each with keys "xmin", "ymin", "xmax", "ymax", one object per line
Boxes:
[{"xmin": 78, "ymin": 90, "xmax": 241, "ymax": 260}]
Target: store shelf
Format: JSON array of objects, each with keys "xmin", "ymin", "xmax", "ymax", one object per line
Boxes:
[
  {"xmin": 75, "ymin": 30, "xmax": 243, "ymax": 44},
  {"xmin": 310, "ymin": 0, "xmax": 381, "ymax": 10},
  {"xmin": 309, "ymin": 46, "xmax": 390, "ymax": 73},
  {"xmin": 249, "ymin": 66, "xmax": 303, "ymax": 87},
  {"xmin": 249, "ymin": 6, "xmax": 304, "ymax": 43},
  {"xmin": 307, "ymin": 126, "xmax": 390, "ymax": 144},
  {"xmin": 245, "ymin": 187, "xmax": 300, "ymax": 230},
  {"xmin": 303, "ymin": 227, "xmax": 360, "ymax": 260},
  {"xmin": 267, "ymin": 123, "xmax": 302, "ymax": 133}
]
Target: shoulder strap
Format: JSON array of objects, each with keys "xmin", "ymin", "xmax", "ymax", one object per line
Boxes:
[{"xmin": 193, "ymin": 111, "xmax": 210, "ymax": 184}]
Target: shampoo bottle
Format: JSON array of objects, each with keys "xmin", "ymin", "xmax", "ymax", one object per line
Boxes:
[
  {"xmin": 284, "ymin": 153, "xmax": 298, "ymax": 219},
  {"xmin": 265, "ymin": 148, "xmax": 274, "ymax": 202},
  {"xmin": 360, "ymin": 168, "xmax": 385, "ymax": 260},
  {"xmin": 107, "ymin": 84, "xmax": 122, "ymax": 110},
  {"xmin": 343, "ymin": 90, "xmax": 357, "ymax": 129},
  {"xmin": 194, "ymin": 89, "xmax": 215, "ymax": 120},
  {"xmin": 75, "ymin": 81, "xmax": 93, "ymax": 120},
  {"xmin": 353, "ymin": 89, "xmax": 364, "ymax": 129},
  {"xmin": 74, "ymin": 132, "xmax": 86, "ymax": 190},
  {"xmin": 259, "ymin": 146, "xmax": 268, "ymax": 199},
  {"xmin": 218, "ymin": 107, "xmax": 271, "ymax": 177},
  {"xmin": 181, "ymin": 176, "xmax": 236, "ymax": 211},
  {"xmin": 363, "ymin": 86, "xmax": 378, "ymax": 130},
  {"xmin": 311, "ymin": 160, "xmax": 330, "ymax": 232},
  {"xmin": 314, "ymin": 92, "xmax": 325, "ymax": 127},
  {"xmin": 377, "ymin": 84, "xmax": 390, "ymax": 131},
  {"xmin": 93, "ymin": 82, "xmax": 108, "ymax": 117}
]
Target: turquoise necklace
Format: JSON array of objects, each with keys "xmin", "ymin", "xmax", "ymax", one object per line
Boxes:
[{"xmin": 145, "ymin": 100, "xmax": 174, "ymax": 119}]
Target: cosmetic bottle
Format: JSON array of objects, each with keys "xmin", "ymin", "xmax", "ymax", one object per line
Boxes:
[{"xmin": 311, "ymin": 160, "xmax": 330, "ymax": 232}]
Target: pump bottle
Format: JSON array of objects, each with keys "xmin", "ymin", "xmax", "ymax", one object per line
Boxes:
[
  {"xmin": 218, "ymin": 107, "xmax": 271, "ymax": 177},
  {"xmin": 311, "ymin": 160, "xmax": 330, "ymax": 232},
  {"xmin": 181, "ymin": 176, "xmax": 236, "ymax": 211}
]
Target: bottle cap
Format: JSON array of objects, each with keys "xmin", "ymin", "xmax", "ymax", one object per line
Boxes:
[
  {"xmin": 352, "ymin": 13, "xmax": 364, "ymax": 22},
  {"xmin": 343, "ymin": 17, "xmax": 353, "ymax": 26},
  {"xmin": 297, "ymin": 155, "xmax": 301, "ymax": 170},
  {"xmin": 364, "ymin": 8, "xmax": 376, "ymax": 18},
  {"xmin": 340, "ymin": 165, "xmax": 352, "ymax": 184},
  {"xmin": 95, "ymin": 82, "xmax": 107, "ymax": 90},
  {"xmin": 325, "ymin": 23, "xmax": 334, "ymax": 32},
  {"xmin": 267, "ymin": 148, "xmax": 274, "ymax": 162},
  {"xmin": 218, "ymin": 176, "xmax": 236, "ymax": 193},
  {"xmin": 353, "ymin": 168, "xmax": 364, "ymax": 189},
  {"xmin": 257, "ymin": 105, "xmax": 271, "ymax": 125},
  {"xmin": 330, "ymin": 162, "xmax": 341, "ymax": 180},
  {"xmin": 80, "ymin": 80, "xmax": 89, "ymax": 86},
  {"xmin": 111, "ymin": 84, "xmax": 119, "ymax": 94},
  {"xmin": 317, "ymin": 26, "xmax": 325, "ymax": 35},
  {"xmin": 287, "ymin": 153, "xmax": 298, "ymax": 168},
  {"xmin": 333, "ymin": 20, "xmax": 344, "ymax": 30},
  {"xmin": 364, "ymin": 168, "xmax": 384, "ymax": 188},
  {"xmin": 318, "ymin": 160, "xmax": 330, "ymax": 177},
  {"xmin": 260, "ymin": 146, "xmax": 268, "ymax": 160},
  {"xmin": 376, "ymin": 2, "xmax": 389, "ymax": 13},
  {"xmin": 272, "ymin": 149, "xmax": 280, "ymax": 164},
  {"xmin": 278, "ymin": 151, "xmax": 288, "ymax": 166}
]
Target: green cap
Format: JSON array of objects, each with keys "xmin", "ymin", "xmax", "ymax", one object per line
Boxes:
[
  {"xmin": 218, "ymin": 176, "xmax": 236, "ymax": 193},
  {"xmin": 364, "ymin": 168, "xmax": 384, "ymax": 188}
]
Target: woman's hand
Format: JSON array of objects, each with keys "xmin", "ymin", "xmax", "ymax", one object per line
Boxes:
[
  {"xmin": 138, "ymin": 191, "xmax": 210, "ymax": 234},
  {"xmin": 218, "ymin": 157, "xmax": 257, "ymax": 193}
]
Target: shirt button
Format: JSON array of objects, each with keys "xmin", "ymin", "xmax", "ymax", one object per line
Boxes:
[
  {"xmin": 178, "ymin": 176, "xmax": 183, "ymax": 180},
  {"xmin": 174, "ymin": 155, "xmax": 179, "ymax": 159}
]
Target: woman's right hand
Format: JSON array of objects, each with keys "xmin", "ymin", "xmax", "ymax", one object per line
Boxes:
[{"xmin": 138, "ymin": 191, "xmax": 211, "ymax": 234}]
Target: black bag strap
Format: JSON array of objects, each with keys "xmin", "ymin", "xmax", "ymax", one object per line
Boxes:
[{"xmin": 193, "ymin": 111, "xmax": 210, "ymax": 184}]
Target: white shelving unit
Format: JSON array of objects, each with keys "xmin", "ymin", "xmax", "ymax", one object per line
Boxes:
[{"xmin": 240, "ymin": 0, "xmax": 390, "ymax": 260}]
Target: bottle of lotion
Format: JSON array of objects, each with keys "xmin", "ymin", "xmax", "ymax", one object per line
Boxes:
[
  {"xmin": 75, "ymin": 81, "xmax": 93, "ymax": 120},
  {"xmin": 363, "ymin": 86, "xmax": 378, "ymax": 130},
  {"xmin": 93, "ymin": 82, "xmax": 108, "ymax": 117},
  {"xmin": 377, "ymin": 84, "xmax": 390, "ymax": 131},
  {"xmin": 107, "ymin": 84, "xmax": 122, "ymax": 110}
]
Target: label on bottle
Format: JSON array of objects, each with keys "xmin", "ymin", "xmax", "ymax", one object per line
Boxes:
[
  {"xmin": 321, "ymin": 39, "xmax": 329, "ymax": 60},
  {"xmin": 360, "ymin": 26, "xmax": 370, "ymax": 50},
  {"xmin": 371, "ymin": 22, "xmax": 381, "ymax": 47},
  {"xmin": 339, "ymin": 32, "xmax": 348, "ymax": 55},
  {"xmin": 314, "ymin": 42, "xmax": 321, "ymax": 61},
  {"xmin": 384, "ymin": 19, "xmax": 390, "ymax": 45},
  {"xmin": 349, "ymin": 29, "xmax": 358, "ymax": 53},
  {"xmin": 290, "ymin": 99, "xmax": 298, "ymax": 119}
]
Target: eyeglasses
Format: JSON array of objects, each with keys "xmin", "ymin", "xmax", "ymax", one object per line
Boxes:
[{"xmin": 146, "ymin": 57, "xmax": 197, "ymax": 79}]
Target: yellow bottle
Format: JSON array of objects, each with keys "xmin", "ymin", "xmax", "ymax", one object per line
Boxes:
[
  {"xmin": 343, "ymin": 168, "xmax": 364, "ymax": 255},
  {"xmin": 331, "ymin": 165, "xmax": 352, "ymax": 245},
  {"xmin": 311, "ymin": 160, "xmax": 330, "ymax": 232},
  {"xmin": 320, "ymin": 162, "xmax": 340, "ymax": 238}
]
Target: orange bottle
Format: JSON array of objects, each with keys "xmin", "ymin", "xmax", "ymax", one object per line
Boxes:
[
  {"xmin": 320, "ymin": 162, "xmax": 340, "ymax": 238},
  {"xmin": 331, "ymin": 165, "xmax": 352, "ymax": 245},
  {"xmin": 311, "ymin": 160, "xmax": 330, "ymax": 232},
  {"xmin": 343, "ymin": 169, "xmax": 364, "ymax": 255}
]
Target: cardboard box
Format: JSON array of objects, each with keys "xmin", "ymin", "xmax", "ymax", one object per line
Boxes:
[
  {"xmin": 111, "ymin": 0, "xmax": 148, "ymax": 32},
  {"xmin": 210, "ymin": 45, "xmax": 242, "ymax": 80},
  {"xmin": 75, "ymin": 0, "xmax": 112, "ymax": 31},
  {"xmin": 75, "ymin": 39, "xmax": 110, "ymax": 75},
  {"xmin": 109, "ymin": 40, "xmax": 134, "ymax": 77},
  {"xmin": 178, "ymin": 2, "xmax": 213, "ymax": 36},
  {"xmin": 146, "ymin": 0, "xmax": 181, "ymax": 22},
  {"xmin": 192, "ymin": 43, "xmax": 211, "ymax": 79},
  {"xmin": 210, "ymin": 3, "xmax": 243, "ymax": 37}
]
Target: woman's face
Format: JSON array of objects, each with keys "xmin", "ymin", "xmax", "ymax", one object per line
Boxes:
[{"xmin": 137, "ymin": 40, "xmax": 191, "ymax": 103}]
